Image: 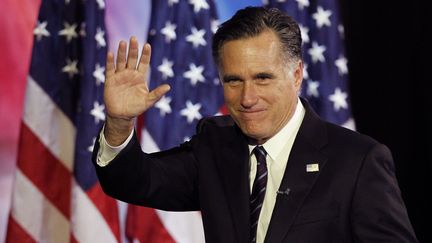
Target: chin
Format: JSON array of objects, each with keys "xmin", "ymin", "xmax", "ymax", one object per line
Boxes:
[{"xmin": 242, "ymin": 130, "xmax": 267, "ymax": 142}]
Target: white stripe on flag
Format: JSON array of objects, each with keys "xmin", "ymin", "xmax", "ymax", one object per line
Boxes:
[
  {"xmin": 140, "ymin": 128, "xmax": 160, "ymax": 153},
  {"xmin": 23, "ymin": 76, "xmax": 76, "ymax": 171},
  {"xmin": 71, "ymin": 179, "xmax": 118, "ymax": 243},
  {"xmin": 11, "ymin": 170, "xmax": 70, "ymax": 243},
  {"xmin": 156, "ymin": 210, "xmax": 205, "ymax": 243}
]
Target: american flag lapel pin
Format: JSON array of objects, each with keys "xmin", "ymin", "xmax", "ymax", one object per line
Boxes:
[{"xmin": 306, "ymin": 163, "xmax": 319, "ymax": 172}]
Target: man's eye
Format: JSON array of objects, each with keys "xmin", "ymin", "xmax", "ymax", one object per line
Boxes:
[
  {"xmin": 258, "ymin": 75, "xmax": 271, "ymax": 79},
  {"xmin": 223, "ymin": 79, "xmax": 241, "ymax": 87},
  {"xmin": 256, "ymin": 77, "xmax": 271, "ymax": 84}
]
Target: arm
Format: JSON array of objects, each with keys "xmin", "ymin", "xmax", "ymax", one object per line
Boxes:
[
  {"xmin": 351, "ymin": 144, "xmax": 418, "ymax": 242},
  {"xmin": 92, "ymin": 130, "xmax": 200, "ymax": 211},
  {"xmin": 93, "ymin": 37, "xmax": 199, "ymax": 210}
]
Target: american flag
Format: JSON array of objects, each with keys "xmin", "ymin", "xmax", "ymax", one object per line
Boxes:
[
  {"xmin": 5, "ymin": 0, "xmax": 122, "ymax": 242},
  {"xmin": 265, "ymin": 0, "xmax": 355, "ymax": 129},
  {"xmin": 125, "ymin": 0, "xmax": 224, "ymax": 242}
]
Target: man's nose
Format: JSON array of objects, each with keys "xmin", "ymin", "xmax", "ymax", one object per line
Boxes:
[{"xmin": 240, "ymin": 81, "xmax": 258, "ymax": 108}]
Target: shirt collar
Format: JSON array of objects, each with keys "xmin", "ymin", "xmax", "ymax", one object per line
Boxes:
[{"xmin": 248, "ymin": 97, "xmax": 305, "ymax": 161}]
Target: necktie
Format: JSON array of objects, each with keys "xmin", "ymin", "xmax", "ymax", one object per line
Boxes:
[{"xmin": 250, "ymin": 146, "xmax": 268, "ymax": 243}]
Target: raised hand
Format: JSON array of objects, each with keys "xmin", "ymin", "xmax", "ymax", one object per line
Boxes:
[{"xmin": 103, "ymin": 37, "xmax": 170, "ymax": 145}]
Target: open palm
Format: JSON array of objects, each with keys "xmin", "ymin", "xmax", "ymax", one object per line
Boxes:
[{"xmin": 104, "ymin": 37, "xmax": 170, "ymax": 121}]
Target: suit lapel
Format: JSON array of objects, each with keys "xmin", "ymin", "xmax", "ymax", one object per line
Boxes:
[
  {"xmin": 217, "ymin": 126, "xmax": 251, "ymax": 243},
  {"xmin": 265, "ymin": 99, "xmax": 329, "ymax": 243}
]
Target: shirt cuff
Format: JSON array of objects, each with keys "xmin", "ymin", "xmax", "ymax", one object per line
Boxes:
[{"xmin": 96, "ymin": 126, "xmax": 134, "ymax": 167}]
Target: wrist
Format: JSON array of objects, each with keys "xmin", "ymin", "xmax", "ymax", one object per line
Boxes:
[{"xmin": 104, "ymin": 115, "xmax": 135, "ymax": 146}]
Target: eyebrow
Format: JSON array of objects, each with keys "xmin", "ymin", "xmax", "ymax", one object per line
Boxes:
[
  {"xmin": 254, "ymin": 72, "xmax": 275, "ymax": 79},
  {"xmin": 222, "ymin": 74, "xmax": 242, "ymax": 83},
  {"xmin": 222, "ymin": 72, "xmax": 276, "ymax": 83}
]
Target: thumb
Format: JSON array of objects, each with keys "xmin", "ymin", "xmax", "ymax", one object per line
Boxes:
[{"xmin": 147, "ymin": 84, "xmax": 171, "ymax": 106}]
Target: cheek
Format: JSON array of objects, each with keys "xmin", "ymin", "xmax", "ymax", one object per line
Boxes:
[{"xmin": 223, "ymin": 87, "xmax": 238, "ymax": 105}]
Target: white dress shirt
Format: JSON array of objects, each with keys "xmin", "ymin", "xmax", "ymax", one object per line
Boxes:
[{"xmin": 248, "ymin": 98, "xmax": 305, "ymax": 243}]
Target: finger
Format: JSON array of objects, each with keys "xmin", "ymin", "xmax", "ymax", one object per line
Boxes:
[
  {"xmin": 126, "ymin": 36, "xmax": 139, "ymax": 69},
  {"xmin": 147, "ymin": 84, "xmax": 171, "ymax": 106},
  {"xmin": 106, "ymin": 51, "xmax": 115, "ymax": 79},
  {"xmin": 116, "ymin": 40, "xmax": 127, "ymax": 72},
  {"xmin": 137, "ymin": 43, "xmax": 151, "ymax": 73}
]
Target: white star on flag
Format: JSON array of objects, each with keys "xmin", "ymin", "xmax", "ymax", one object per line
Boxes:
[
  {"xmin": 158, "ymin": 58, "xmax": 174, "ymax": 80},
  {"xmin": 87, "ymin": 137, "xmax": 96, "ymax": 152},
  {"xmin": 155, "ymin": 96, "xmax": 172, "ymax": 117},
  {"xmin": 34, "ymin": 21, "xmax": 50, "ymax": 41},
  {"xmin": 62, "ymin": 59, "xmax": 79, "ymax": 79},
  {"xmin": 296, "ymin": 0, "xmax": 310, "ymax": 10},
  {"xmin": 183, "ymin": 63, "xmax": 205, "ymax": 86},
  {"xmin": 58, "ymin": 22, "xmax": 78, "ymax": 43},
  {"xmin": 93, "ymin": 63, "xmax": 105, "ymax": 85},
  {"xmin": 80, "ymin": 23, "xmax": 86, "ymax": 37},
  {"xmin": 95, "ymin": 27, "xmax": 106, "ymax": 48},
  {"xmin": 161, "ymin": 21, "xmax": 177, "ymax": 43},
  {"xmin": 168, "ymin": 0, "xmax": 179, "ymax": 6},
  {"xmin": 90, "ymin": 101, "xmax": 105, "ymax": 124},
  {"xmin": 328, "ymin": 87, "xmax": 348, "ymax": 111},
  {"xmin": 96, "ymin": 0, "xmax": 105, "ymax": 9},
  {"xmin": 335, "ymin": 56, "xmax": 348, "ymax": 75},
  {"xmin": 188, "ymin": 0, "xmax": 209, "ymax": 13},
  {"xmin": 211, "ymin": 19, "xmax": 220, "ymax": 34},
  {"xmin": 180, "ymin": 100, "xmax": 202, "ymax": 123},
  {"xmin": 186, "ymin": 27, "xmax": 207, "ymax": 48},
  {"xmin": 338, "ymin": 24, "xmax": 345, "ymax": 38},
  {"xmin": 308, "ymin": 41, "xmax": 326, "ymax": 63},
  {"xmin": 307, "ymin": 80, "xmax": 320, "ymax": 97},
  {"xmin": 313, "ymin": 6, "xmax": 332, "ymax": 28},
  {"xmin": 299, "ymin": 24, "xmax": 310, "ymax": 44},
  {"xmin": 303, "ymin": 63, "xmax": 309, "ymax": 80}
]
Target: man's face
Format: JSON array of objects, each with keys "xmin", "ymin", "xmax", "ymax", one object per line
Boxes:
[{"xmin": 218, "ymin": 30, "xmax": 303, "ymax": 144}]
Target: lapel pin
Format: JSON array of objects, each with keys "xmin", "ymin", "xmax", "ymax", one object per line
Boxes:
[
  {"xmin": 306, "ymin": 163, "xmax": 319, "ymax": 172},
  {"xmin": 276, "ymin": 188, "xmax": 291, "ymax": 196}
]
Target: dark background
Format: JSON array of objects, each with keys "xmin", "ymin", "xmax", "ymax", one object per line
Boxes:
[{"xmin": 342, "ymin": 1, "xmax": 431, "ymax": 242}]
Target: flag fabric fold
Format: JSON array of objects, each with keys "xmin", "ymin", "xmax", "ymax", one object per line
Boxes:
[{"xmin": 6, "ymin": 0, "xmax": 122, "ymax": 242}]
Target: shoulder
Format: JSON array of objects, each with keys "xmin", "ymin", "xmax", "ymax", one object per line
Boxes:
[
  {"xmin": 300, "ymin": 99, "xmax": 382, "ymax": 152},
  {"xmin": 196, "ymin": 115, "xmax": 236, "ymax": 131},
  {"xmin": 326, "ymin": 122, "xmax": 379, "ymax": 147},
  {"xmin": 300, "ymin": 97, "xmax": 382, "ymax": 151},
  {"xmin": 322, "ymin": 122, "xmax": 392, "ymax": 161}
]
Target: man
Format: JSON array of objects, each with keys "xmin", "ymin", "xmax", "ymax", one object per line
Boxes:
[{"xmin": 93, "ymin": 7, "xmax": 418, "ymax": 243}]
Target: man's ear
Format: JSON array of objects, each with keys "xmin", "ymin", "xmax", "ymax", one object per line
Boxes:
[{"xmin": 294, "ymin": 61, "xmax": 304, "ymax": 88}]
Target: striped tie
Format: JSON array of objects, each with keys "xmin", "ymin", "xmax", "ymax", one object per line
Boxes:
[{"xmin": 250, "ymin": 146, "xmax": 268, "ymax": 243}]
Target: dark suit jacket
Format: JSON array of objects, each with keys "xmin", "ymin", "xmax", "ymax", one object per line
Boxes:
[{"xmin": 93, "ymin": 99, "xmax": 418, "ymax": 243}]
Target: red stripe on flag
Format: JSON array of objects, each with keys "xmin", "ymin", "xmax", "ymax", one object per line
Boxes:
[
  {"xmin": 86, "ymin": 182, "xmax": 121, "ymax": 242},
  {"xmin": 70, "ymin": 232, "xmax": 79, "ymax": 243},
  {"xmin": 219, "ymin": 104, "xmax": 228, "ymax": 115},
  {"xmin": 126, "ymin": 206, "xmax": 175, "ymax": 243},
  {"xmin": 17, "ymin": 123, "xmax": 71, "ymax": 218},
  {"xmin": 5, "ymin": 216, "xmax": 37, "ymax": 243}
]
